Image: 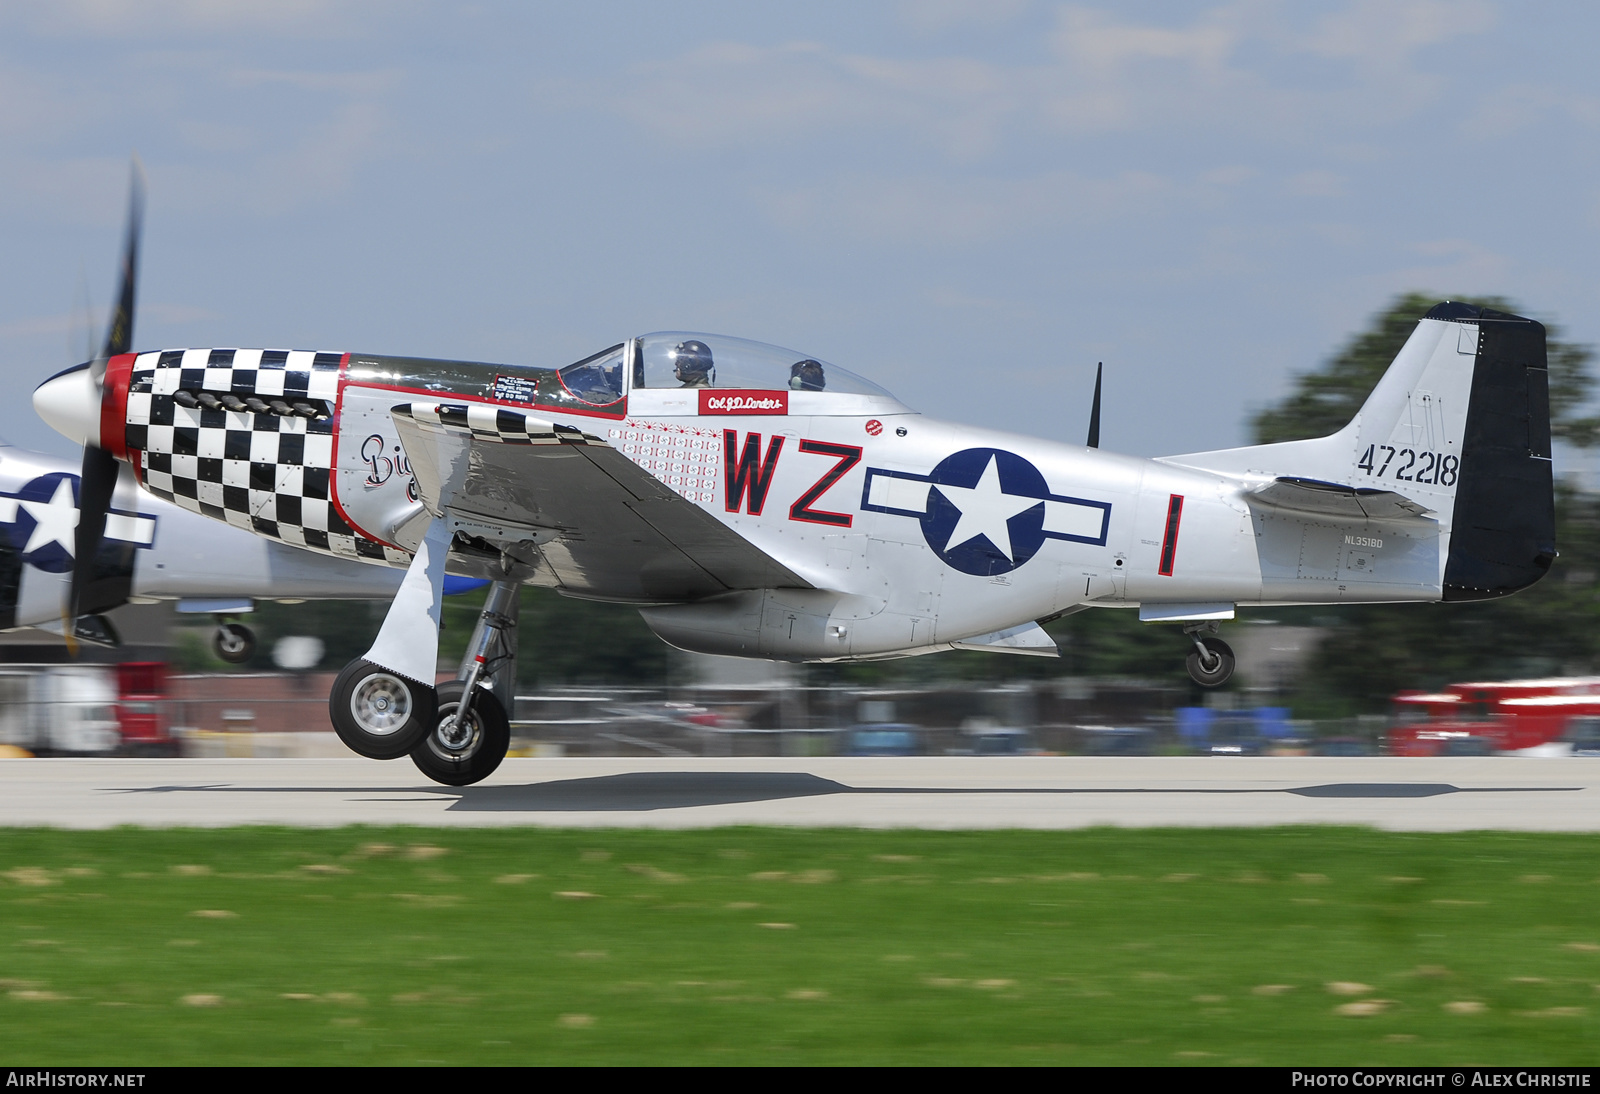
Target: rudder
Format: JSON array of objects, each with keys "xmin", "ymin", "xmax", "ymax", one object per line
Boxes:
[{"xmin": 1434, "ymin": 302, "xmax": 1556, "ymax": 599}]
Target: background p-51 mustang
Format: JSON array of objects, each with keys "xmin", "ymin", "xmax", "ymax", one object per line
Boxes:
[{"xmin": 0, "ymin": 438, "xmax": 407, "ymax": 658}]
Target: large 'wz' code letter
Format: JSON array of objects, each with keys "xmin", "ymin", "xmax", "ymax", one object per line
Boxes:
[{"xmin": 724, "ymin": 431, "xmax": 785, "ymax": 515}]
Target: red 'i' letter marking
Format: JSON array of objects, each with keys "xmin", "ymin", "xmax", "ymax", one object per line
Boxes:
[{"xmin": 1158, "ymin": 494, "xmax": 1184, "ymax": 576}]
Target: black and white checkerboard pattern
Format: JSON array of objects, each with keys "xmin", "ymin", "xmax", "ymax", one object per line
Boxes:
[
  {"xmin": 397, "ymin": 401, "xmax": 611, "ymax": 447},
  {"xmin": 125, "ymin": 348, "xmax": 410, "ymax": 566}
]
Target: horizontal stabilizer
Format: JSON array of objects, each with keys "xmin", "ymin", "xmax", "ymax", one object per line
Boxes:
[
  {"xmin": 949, "ymin": 621, "xmax": 1059, "ymax": 657},
  {"xmin": 1247, "ymin": 477, "xmax": 1433, "ymax": 520}
]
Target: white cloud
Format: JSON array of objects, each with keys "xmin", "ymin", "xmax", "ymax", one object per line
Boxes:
[
  {"xmin": 613, "ymin": 1, "xmax": 1502, "ymax": 157},
  {"xmin": 613, "ymin": 41, "xmax": 1016, "ymax": 159},
  {"xmin": 156, "ymin": 97, "xmax": 392, "ymax": 216},
  {"xmin": 1469, "ymin": 83, "xmax": 1600, "ymax": 139},
  {"xmin": 897, "ymin": 0, "xmax": 1033, "ymax": 34},
  {"xmin": 0, "ymin": 313, "xmax": 78, "ymax": 340},
  {"xmin": 1201, "ymin": 165, "xmax": 1258, "ymax": 186},
  {"xmin": 1033, "ymin": 3, "xmax": 1253, "ymax": 134},
  {"xmin": 1049, "ymin": 5, "xmax": 1239, "ymax": 74},
  {"xmin": 1359, "ymin": 238, "xmax": 1512, "ymax": 300},
  {"xmin": 759, "ymin": 169, "xmax": 1172, "ymax": 245},
  {"xmin": 229, "ymin": 67, "xmax": 399, "ymax": 95},
  {"xmin": 1304, "ymin": 0, "xmax": 1494, "ymax": 67},
  {"xmin": 0, "ymin": 66, "xmax": 102, "ymax": 141},
  {"xmin": 4, "ymin": 0, "xmax": 386, "ymax": 36},
  {"xmin": 926, "ymin": 286, "xmax": 1036, "ymax": 320},
  {"xmin": 0, "ymin": 30, "xmax": 401, "ymax": 222},
  {"xmin": 1288, "ymin": 170, "xmax": 1347, "ymax": 198}
]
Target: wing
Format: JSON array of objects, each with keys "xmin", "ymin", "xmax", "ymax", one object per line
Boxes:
[
  {"xmin": 391, "ymin": 402, "xmax": 810, "ymax": 603},
  {"xmin": 1246, "ymin": 476, "xmax": 1434, "ymax": 520}
]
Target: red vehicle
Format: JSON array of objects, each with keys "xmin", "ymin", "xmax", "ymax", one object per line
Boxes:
[
  {"xmin": 115, "ymin": 662, "xmax": 174, "ymax": 755},
  {"xmin": 1388, "ymin": 677, "xmax": 1600, "ymax": 755}
]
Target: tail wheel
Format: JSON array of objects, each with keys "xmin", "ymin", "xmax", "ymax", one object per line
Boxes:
[
  {"xmin": 213, "ymin": 623, "xmax": 255, "ymax": 664},
  {"xmin": 410, "ymin": 681, "xmax": 509, "ymax": 787},
  {"xmin": 1186, "ymin": 636, "xmax": 1235, "ymax": 688},
  {"xmin": 328, "ymin": 659, "xmax": 435, "ymax": 760}
]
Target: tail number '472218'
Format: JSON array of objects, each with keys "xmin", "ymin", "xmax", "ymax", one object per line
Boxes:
[{"xmin": 1357, "ymin": 444, "xmax": 1458, "ymax": 486}]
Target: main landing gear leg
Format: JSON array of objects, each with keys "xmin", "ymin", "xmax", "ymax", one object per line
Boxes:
[
  {"xmin": 329, "ymin": 518, "xmax": 450, "ymax": 760},
  {"xmin": 1183, "ymin": 621, "xmax": 1235, "ymax": 688},
  {"xmin": 410, "ymin": 579, "xmax": 518, "ymax": 787}
]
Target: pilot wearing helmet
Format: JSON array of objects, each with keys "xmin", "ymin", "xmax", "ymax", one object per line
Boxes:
[
  {"xmin": 672, "ymin": 340, "xmax": 715, "ymax": 388},
  {"xmin": 789, "ymin": 359, "xmax": 826, "ymax": 392}
]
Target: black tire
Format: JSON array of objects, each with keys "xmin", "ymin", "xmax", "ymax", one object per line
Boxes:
[
  {"xmin": 410, "ymin": 681, "xmax": 509, "ymax": 787},
  {"xmin": 213, "ymin": 623, "xmax": 255, "ymax": 664},
  {"xmin": 328, "ymin": 659, "xmax": 436, "ymax": 760},
  {"xmin": 1186, "ymin": 636, "xmax": 1235, "ymax": 688}
]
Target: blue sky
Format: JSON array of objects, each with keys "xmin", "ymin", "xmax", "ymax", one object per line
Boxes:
[{"xmin": 2, "ymin": 0, "xmax": 1598, "ymax": 467}]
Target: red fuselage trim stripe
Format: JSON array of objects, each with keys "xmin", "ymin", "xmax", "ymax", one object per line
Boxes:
[{"xmin": 1158, "ymin": 493, "xmax": 1183, "ymax": 576}]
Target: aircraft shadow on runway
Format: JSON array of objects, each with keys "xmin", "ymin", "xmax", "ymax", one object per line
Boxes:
[
  {"xmin": 445, "ymin": 773, "xmax": 1582, "ymax": 812},
  {"xmin": 116, "ymin": 773, "xmax": 1582, "ymax": 812}
]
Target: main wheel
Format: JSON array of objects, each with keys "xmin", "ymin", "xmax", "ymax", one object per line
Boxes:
[
  {"xmin": 410, "ymin": 681, "xmax": 509, "ymax": 787},
  {"xmin": 1186, "ymin": 636, "xmax": 1235, "ymax": 688},
  {"xmin": 213, "ymin": 623, "xmax": 255, "ymax": 664},
  {"xmin": 328, "ymin": 659, "xmax": 436, "ymax": 759}
]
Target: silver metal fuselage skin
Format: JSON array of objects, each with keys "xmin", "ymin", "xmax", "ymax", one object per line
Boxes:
[{"xmin": 628, "ymin": 408, "xmax": 1446, "ymax": 660}]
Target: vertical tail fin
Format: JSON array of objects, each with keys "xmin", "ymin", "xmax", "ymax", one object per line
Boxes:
[{"xmin": 1161, "ymin": 300, "xmax": 1555, "ymax": 599}]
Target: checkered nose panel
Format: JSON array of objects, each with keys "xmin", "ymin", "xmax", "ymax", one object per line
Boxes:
[{"xmin": 123, "ymin": 348, "xmax": 410, "ymax": 567}]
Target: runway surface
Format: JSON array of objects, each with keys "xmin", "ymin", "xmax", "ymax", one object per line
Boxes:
[{"xmin": 2, "ymin": 756, "xmax": 1598, "ymax": 830}]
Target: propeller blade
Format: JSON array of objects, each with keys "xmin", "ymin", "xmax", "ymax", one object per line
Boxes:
[
  {"xmin": 66, "ymin": 157, "xmax": 145, "ymax": 633},
  {"xmin": 1086, "ymin": 361, "xmax": 1102, "ymax": 449},
  {"xmin": 100, "ymin": 157, "xmax": 144, "ymax": 361},
  {"xmin": 69, "ymin": 445, "xmax": 122, "ymax": 620}
]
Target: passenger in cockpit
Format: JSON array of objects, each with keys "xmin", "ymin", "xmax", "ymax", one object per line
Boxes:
[
  {"xmin": 789, "ymin": 359, "xmax": 826, "ymax": 392},
  {"xmin": 673, "ymin": 340, "xmax": 715, "ymax": 388}
]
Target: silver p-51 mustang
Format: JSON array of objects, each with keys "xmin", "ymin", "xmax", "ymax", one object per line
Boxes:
[{"xmin": 34, "ymin": 171, "xmax": 1555, "ymax": 785}]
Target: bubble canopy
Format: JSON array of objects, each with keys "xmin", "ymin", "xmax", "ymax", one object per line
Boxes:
[
  {"xmin": 551, "ymin": 332, "xmax": 906, "ymax": 414},
  {"xmin": 634, "ymin": 333, "xmax": 896, "ymax": 398}
]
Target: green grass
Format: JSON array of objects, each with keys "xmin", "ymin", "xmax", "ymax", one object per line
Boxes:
[{"xmin": 1, "ymin": 826, "xmax": 1598, "ymax": 1065}]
